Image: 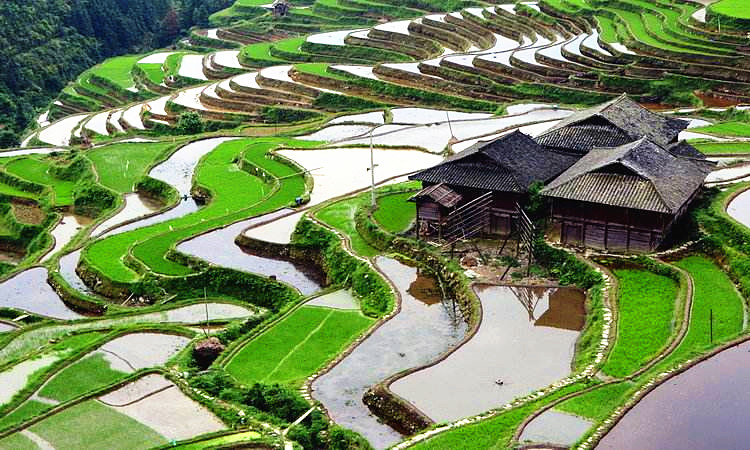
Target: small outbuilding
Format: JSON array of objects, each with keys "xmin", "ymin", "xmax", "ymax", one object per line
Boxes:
[
  {"xmin": 272, "ymin": 0, "xmax": 290, "ymax": 17},
  {"xmin": 409, "ymin": 130, "xmax": 578, "ymax": 238}
]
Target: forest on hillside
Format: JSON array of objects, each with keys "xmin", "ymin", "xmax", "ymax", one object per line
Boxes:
[{"xmin": 0, "ymin": 0, "xmax": 230, "ymax": 148}]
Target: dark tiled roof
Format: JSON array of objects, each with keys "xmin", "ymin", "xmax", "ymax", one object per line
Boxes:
[
  {"xmin": 542, "ymin": 137, "xmax": 714, "ymax": 214},
  {"xmin": 409, "ymin": 183, "xmax": 463, "ymax": 207},
  {"xmin": 535, "ymin": 124, "xmax": 632, "ymax": 154},
  {"xmin": 666, "ymin": 141, "xmax": 706, "ymax": 159},
  {"xmin": 410, "ymin": 161, "xmax": 522, "ymax": 192},
  {"xmin": 535, "ymin": 94, "xmax": 689, "ymax": 154},
  {"xmin": 410, "ymin": 131, "xmax": 578, "ymax": 192}
]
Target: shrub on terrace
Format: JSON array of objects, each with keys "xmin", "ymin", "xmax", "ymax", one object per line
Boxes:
[{"xmin": 176, "ymin": 111, "xmax": 205, "ymax": 134}]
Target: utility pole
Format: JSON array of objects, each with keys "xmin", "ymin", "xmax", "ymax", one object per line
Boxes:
[
  {"xmin": 446, "ymin": 111, "xmax": 455, "ymax": 141},
  {"xmin": 710, "ymin": 308, "xmax": 713, "ymax": 343},
  {"xmin": 369, "ymin": 129, "xmax": 376, "ymax": 208},
  {"xmin": 203, "ymin": 287, "xmax": 209, "ymax": 339}
]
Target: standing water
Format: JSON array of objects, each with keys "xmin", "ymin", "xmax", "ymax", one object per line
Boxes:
[
  {"xmin": 727, "ymin": 189, "xmax": 750, "ymax": 228},
  {"xmin": 597, "ymin": 341, "xmax": 750, "ymax": 449},
  {"xmin": 312, "ymin": 257, "xmax": 466, "ymax": 449},
  {"xmin": 177, "ymin": 209, "xmax": 325, "ymax": 295},
  {"xmin": 391, "ymin": 285, "xmax": 585, "ymax": 422}
]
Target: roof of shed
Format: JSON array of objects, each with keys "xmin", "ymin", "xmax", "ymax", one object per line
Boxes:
[
  {"xmin": 409, "ymin": 183, "xmax": 463, "ymax": 208},
  {"xmin": 410, "ymin": 131, "xmax": 578, "ymax": 193}
]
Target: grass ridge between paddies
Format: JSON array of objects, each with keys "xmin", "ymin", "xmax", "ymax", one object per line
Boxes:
[{"xmin": 84, "ymin": 138, "xmax": 319, "ymax": 283}]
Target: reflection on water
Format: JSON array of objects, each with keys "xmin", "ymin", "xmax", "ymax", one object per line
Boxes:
[
  {"xmin": 41, "ymin": 215, "xmax": 91, "ymax": 262},
  {"xmin": 312, "ymin": 257, "xmax": 466, "ymax": 449},
  {"xmin": 91, "ymin": 193, "xmax": 160, "ymax": 237},
  {"xmin": 520, "ymin": 409, "xmax": 593, "ymax": 446},
  {"xmin": 597, "ymin": 341, "xmax": 750, "ymax": 450},
  {"xmin": 0, "ymin": 267, "xmax": 83, "ymax": 319},
  {"xmin": 58, "ymin": 250, "xmax": 95, "ymax": 296},
  {"xmin": 177, "ymin": 209, "xmax": 325, "ymax": 295},
  {"xmin": 407, "ymin": 269, "xmax": 443, "ymax": 305},
  {"xmin": 391, "ymin": 285, "xmax": 585, "ymax": 422}
]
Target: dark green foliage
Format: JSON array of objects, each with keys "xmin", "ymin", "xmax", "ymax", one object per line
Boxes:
[
  {"xmin": 135, "ymin": 176, "xmax": 178, "ymax": 204},
  {"xmin": 49, "ymin": 156, "xmax": 95, "ymax": 183},
  {"xmin": 73, "ymin": 184, "xmax": 117, "ymax": 217},
  {"xmin": 0, "ymin": 0, "xmax": 173, "ymax": 147},
  {"xmin": 328, "ymin": 426, "xmax": 374, "ymax": 450},
  {"xmin": 288, "ymin": 410, "xmax": 329, "ymax": 450},
  {"xmin": 260, "ymin": 107, "xmax": 323, "ymax": 124},
  {"xmin": 525, "ymin": 181, "xmax": 547, "ymax": 221},
  {"xmin": 215, "ymin": 313, "xmax": 268, "ymax": 345},
  {"xmin": 154, "ymin": 267, "xmax": 302, "ymax": 311},
  {"xmin": 293, "ymin": 219, "xmax": 392, "ymax": 317},
  {"xmin": 244, "ymin": 383, "xmax": 309, "ymax": 422},
  {"xmin": 190, "ymin": 370, "xmax": 237, "ymax": 397},
  {"xmin": 176, "ymin": 111, "xmax": 205, "ymax": 135},
  {"xmin": 176, "ymin": 0, "xmax": 233, "ymax": 29},
  {"xmin": 313, "ymin": 93, "xmax": 384, "ymax": 112},
  {"xmin": 533, "ymin": 238, "xmax": 603, "ymax": 289}
]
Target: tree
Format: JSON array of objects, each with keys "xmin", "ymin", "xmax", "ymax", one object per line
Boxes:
[
  {"xmin": 161, "ymin": 7, "xmax": 180, "ymax": 44},
  {"xmin": 177, "ymin": 111, "xmax": 204, "ymax": 134}
]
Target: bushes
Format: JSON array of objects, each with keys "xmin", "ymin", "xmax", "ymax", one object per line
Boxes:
[
  {"xmin": 134, "ymin": 176, "xmax": 178, "ymax": 204},
  {"xmin": 313, "ymin": 93, "xmax": 384, "ymax": 112},
  {"xmin": 176, "ymin": 111, "xmax": 205, "ymax": 134},
  {"xmin": 260, "ymin": 107, "xmax": 323, "ymax": 124},
  {"xmin": 533, "ymin": 238, "xmax": 603, "ymax": 289},
  {"xmin": 292, "ymin": 218, "xmax": 393, "ymax": 317},
  {"xmin": 73, "ymin": 183, "xmax": 117, "ymax": 217},
  {"xmin": 328, "ymin": 426, "xmax": 374, "ymax": 450},
  {"xmin": 245, "ymin": 382, "xmax": 309, "ymax": 422}
]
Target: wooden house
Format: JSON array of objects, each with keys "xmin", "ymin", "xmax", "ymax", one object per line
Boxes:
[
  {"xmin": 541, "ymin": 137, "xmax": 713, "ymax": 252},
  {"xmin": 272, "ymin": 0, "xmax": 290, "ymax": 17},
  {"xmin": 409, "ymin": 131, "xmax": 578, "ymax": 238}
]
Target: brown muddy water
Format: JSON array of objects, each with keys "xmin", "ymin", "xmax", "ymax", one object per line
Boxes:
[
  {"xmin": 390, "ymin": 285, "xmax": 585, "ymax": 422},
  {"xmin": 0, "ymin": 267, "xmax": 83, "ymax": 320},
  {"xmin": 177, "ymin": 209, "xmax": 325, "ymax": 296},
  {"xmin": 727, "ymin": 189, "xmax": 750, "ymax": 229},
  {"xmin": 597, "ymin": 341, "xmax": 750, "ymax": 450},
  {"xmin": 311, "ymin": 257, "xmax": 466, "ymax": 449}
]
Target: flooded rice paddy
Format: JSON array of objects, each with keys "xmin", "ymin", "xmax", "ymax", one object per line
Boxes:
[
  {"xmin": 41, "ymin": 215, "xmax": 90, "ymax": 262},
  {"xmin": 177, "ymin": 209, "xmax": 324, "ymax": 295},
  {"xmin": 727, "ymin": 189, "xmax": 750, "ymax": 227},
  {"xmin": 391, "ymin": 285, "xmax": 585, "ymax": 422},
  {"xmin": 96, "ymin": 332, "xmax": 190, "ymax": 372},
  {"xmin": 597, "ymin": 341, "xmax": 750, "ymax": 450},
  {"xmin": 306, "ymin": 290, "xmax": 360, "ymax": 310},
  {"xmin": 101, "ymin": 374, "xmax": 225, "ymax": 441},
  {"xmin": 0, "ymin": 268, "xmax": 83, "ymax": 319},
  {"xmin": 520, "ymin": 409, "xmax": 592, "ymax": 446},
  {"xmin": 91, "ymin": 193, "xmax": 160, "ymax": 237},
  {"xmin": 312, "ymin": 257, "xmax": 466, "ymax": 449}
]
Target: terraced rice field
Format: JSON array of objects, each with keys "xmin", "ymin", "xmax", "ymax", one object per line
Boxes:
[{"xmin": 3, "ymin": 0, "xmax": 750, "ymax": 448}]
